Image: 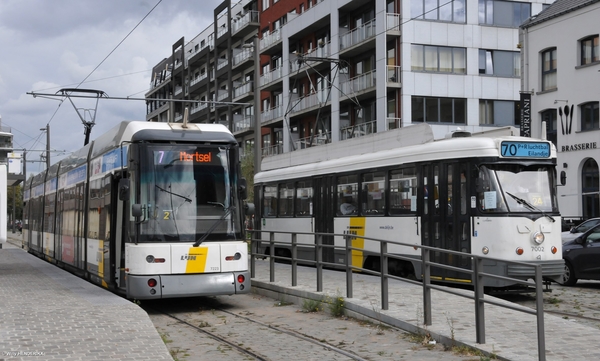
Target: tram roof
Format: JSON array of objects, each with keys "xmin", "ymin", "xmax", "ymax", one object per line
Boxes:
[{"xmin": 255, "ymin": 134, "xmax": 556, "ymax": 184}]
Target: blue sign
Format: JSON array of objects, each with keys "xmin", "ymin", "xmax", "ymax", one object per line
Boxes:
[{"xmin": 500, "ymin": 141, "xmax": 550, "ymax": 158}]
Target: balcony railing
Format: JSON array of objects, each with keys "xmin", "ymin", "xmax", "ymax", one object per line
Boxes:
[
  {"xmin": 289, "ymin": 42, "xmax": 331, "ymax": 73},
  {"xmin": 386, "ymin": 13, "xmax": 401, "ymax": 32},
  {"xmin": 340, "ymin": 70, "xmax": 376, "ymax": 96},
  {"xmin": 190, "ymin": 72, "xmax": 207, "ymax": 87},
  {"xmin": 262, "ymin": 144, "xmax": 283, "ymax": 157},
  {"xmin": 260, "ymin": 66, "xmax": 283, "ymax": 86},
  {"xmin": 233, "ymin": 115, "xmax": 253, "ymax": 133},
  {"xmin": 340, "ymin": 18, "xmax": 376, "ymax": 50},
  {"xmin": 387, "ymin": 65, "xmax": 401, "ymax": 83},
  {"xmin": 233, "ymin": 48, "xmax": 253, "ymax": 67},
  {"xmin": 259, "ymin": 28, "xmax": 281, "ymax": 51},
  {"xmin": 340, "ymin": 120, "xmax": 377, "ymax": 140},
  {"xmin": 217, "ymin": 58, "xmax": 229, "ymax": 71},
  {"xmin": 217, "ymin": 24, "xmax": 228, "ymax": 38},
  {"xmin": 234, "ymin": 81, "xmax": 253, "ymax": 98},
  {"xmin": 261, "ymin": 105, "xmax": 284, "ymax": 123},
  {"xmin": 217, "ymin": 90, "xmax": 229, "ymax": 101},
  {"xmin": 186, "ymin": 39, "xmax": 215, "ymax": 61},
  {"xmin": 191, "ymin": 102, "xmax": 208, "ymax": 115},
  {"xmin": 290, "ymin": 90, "xmax": 330, "ymax": 114},
  {"xmin": 174, "ymin": 86, "xmax": 183, "ymax": 96},
  {"xmin": 292, "ymin": 132, "xmax": 331, "ymax": 151},
  {"xmin": 232, "ymin": 10, "xmax": 259, "ymax": 34},
  {"xmin": 386, "ymin": 117, "xmax": 401, "ymax": 130}
]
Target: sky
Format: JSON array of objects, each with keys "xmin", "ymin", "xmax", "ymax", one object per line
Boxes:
[{"xmin": 0, "ymin": 0, "xmax": 222, "ymax": 178}]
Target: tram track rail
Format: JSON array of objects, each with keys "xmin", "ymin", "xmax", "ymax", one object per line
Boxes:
[{"xmin": 157, "ymin": 307, "xmax": 369, "ymax": 361}]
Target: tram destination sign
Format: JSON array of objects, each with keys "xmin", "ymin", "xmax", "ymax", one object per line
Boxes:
[{"xmin": 500, "ymin": 141, "xmax": 550, "ymax": 158}]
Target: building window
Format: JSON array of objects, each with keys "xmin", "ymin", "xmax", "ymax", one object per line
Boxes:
[
  {"xmin": 540, "ymin": 109, "xmax": 557, "ymax": 146},
  {"xmin": 582, "ymin": 159, "xmax": 600, "ymax": 219},
  {"xmin": 262, "ymin": 0, "xmax": 270, "ymax": 11},
  {"xmin": 541, "ymin": 48, "xmax": 557, "ymax": 91},
  {"xmin": 479, "ymin": 49, "xmax": 520, "ymax": 77},
  {"xmin": 411, "ymin": 45, "xmax": 466, "ymax": 74},
  {"xmin": 478, "ymin": 0, "xmax": 531, "ymax": 27},
  {"xmin": 581, "ymin": 102, "xmax": 599, "ymax": 131},
  {"xmin": 479, "ymin": 100, "xmax": 520, "ymax": 126},
  {"xmin": 580, "ymin": 35, "xmax": 599, "ymax": 66},
  {"xmin": 411, "ymin": 0, "xmax": 466, "ymax": 23},
  {"xmin": 412, "ymin": 96, "xmax": 466, "ymax": 124}
]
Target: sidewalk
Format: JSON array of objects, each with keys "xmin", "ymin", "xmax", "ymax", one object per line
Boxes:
[
  {"xmin": 0, "ymin": 234, "xmax": 172, "ymax": 361},
  {"xmin": 251, "ymin": 259, "xmax": 600, "ymax": 361}
]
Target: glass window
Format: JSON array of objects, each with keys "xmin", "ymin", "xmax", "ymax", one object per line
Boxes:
[
  {"xmin": 413, "ymin": 97, "xmax": 466, "ymax": 124},
  {"xmin": 337, "ymin": 175, "xmax": 358, "ymax": 216},
  {"xmin": 541, "ymin": 109, "xmax": 557, "ymax": 146},
  {"xmin": 581, "ymin": 102, "xmax": 600, "ymax": 131},
  {"xmin": 390, "ymin": 168, "xmax": 417, "ymax": 214},
  {"xmin": 295, "ymin": 180, "xmax": 313, "ymax": 216},
  {"xmin": 581, "ymin": 35, "xmax": 599, "ymax": 66},
  {"xmin": 362, "ymin": 172, "xmax": 386, "ymax": 215},
  {"xmin": 263, "ymin": 185, "xmax": 277, "ymax": 217},
  {"xmin": 412, "ymin": 44, "xmax": 466, "ymax": 74},
  {"xmin": 278, "ymin": 183, "xmax": 294, "ymax": 216},
  {"xmin": 542, "ymin": 48, "xmax": 557, "ymax": 91},
  {"xmin": 479, "ymin": 49, "xmax": 520, "ymax": 77},
  {"xmin": 479, "ymin": 100, "xmax": 518, "ymax": 126},
  {"xmin": 478, "ymin": 0, "xmax": 530, "ymax": 27},
  {"xmin": 412, "ymin": 0, "xmax": 466, "ymax": 23}
]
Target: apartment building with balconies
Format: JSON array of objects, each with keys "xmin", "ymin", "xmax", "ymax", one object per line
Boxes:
[{"xmin": 146, "ymin": 0, "xmax": 555, "ymax": 162}]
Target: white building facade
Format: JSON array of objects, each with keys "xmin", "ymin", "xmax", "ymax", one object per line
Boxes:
[{"xmin": 520, "ymin": 0, "xmax": 600, "ymax": 221}]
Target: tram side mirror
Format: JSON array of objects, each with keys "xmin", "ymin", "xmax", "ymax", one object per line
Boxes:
[
  {"xmin": 239, "ymin": 178, "xmax": 248, "ymax": 200},
  {"xmin": 118, "ymin": 178, "xmax": 130, "ymax": 201},
  {"xmin": 560, "ymin": 171, "xmax": 567, "ymax": 186},
  {"xmin": 245, "ymin": 202, "xmax": 255, "ymax": 216},
  {"xmin": 132, "ymin": 204, "xmax": 143, "ymax": 218}
]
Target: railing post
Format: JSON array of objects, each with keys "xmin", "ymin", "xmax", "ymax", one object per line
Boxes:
[
  {"xmin": 381, "ymin": 241, "xmax": 388, "ymax": 310},
  {"xmin": 250, "ymin": 230, "xmax": 255, "ymax": 278},
  {"xmin": 316, "ymin": 234, "xmax": 323, "ymax": 292},
  {"xmin": 346, "ymin": 234, "xmax": 353, "ymax": 299},
  {"xmin": 535, "ymin": 265, "xmax": 547, "ymax": 361},
  {"xmin": 291, "ymin": 233, "xmax": 298, "ymax": 287},
  {"xmin": 474, "ymin": 257, "xmax": 485, "ymax": 344},
  {"xmin": 422, "ymin": 248, "xmax": 432, "ymax": 326},
  {"xmin": 269, "ymin": 232, "xmax": 275, "ymax": 283}
]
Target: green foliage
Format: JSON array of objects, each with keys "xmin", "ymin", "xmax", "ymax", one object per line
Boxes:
[
  {"xmin": 6, "ymin": 184, "xmax": 23, "ymax": 222},
  {"xmin": 241, "ymin": 144, "xmax": 255, "ymax": 203},
  {"xmin": 302, "ymin": 298, "xmax": 322, "ymax": 313}
]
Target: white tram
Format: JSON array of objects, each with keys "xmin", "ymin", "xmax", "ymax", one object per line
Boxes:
[
  {"xmin": 254, "ymin": 127, "xmax": 564, "ymax": 288},
  {"xmin": 23, "ymin": 121, "xmax": 252, "ymax": 299}
]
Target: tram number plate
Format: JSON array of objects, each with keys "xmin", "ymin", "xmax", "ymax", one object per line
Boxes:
[{"xmin": 531, "ymin": 246, "xmax": 544, "ymax": 252}]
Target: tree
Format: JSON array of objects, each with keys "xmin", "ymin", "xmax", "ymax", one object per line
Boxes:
[
  {"xmin": 241, "ymin": 145, "xmax": 254, "ymax": 204},
  {"xmin": 6, "ymin": 184, "xmax": 23, "ymax": 223}
]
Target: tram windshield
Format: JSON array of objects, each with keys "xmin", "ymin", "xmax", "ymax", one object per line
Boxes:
[
  {"xmin": 477, "ymin": 164, "xmax": 558, "ymax": 213},
  {"xmin": 135, "ymin": 144, "xmax": 241, "ymax": 242}
]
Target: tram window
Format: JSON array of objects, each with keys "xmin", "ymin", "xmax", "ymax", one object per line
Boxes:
[
  {"xmin": 362, "ymin": 171, "xmax": 385, "ymax": 215},
  {"xmin": 278, "ymin": 183, "xmax": 294, "ymax": 216},
  {"xmin": 295, "ymin": 180, "xmax": 313, "ymax": 216},
  {"xmin": 389, "ymin": 167, "xmax": 417, "ymax": 215},
  {"xmin": 263, "ymin": 185, "xmax": 277, "ymax": 217},
  {"xmin": 337, "ymin": 175, "xmax": 358, "ymax": 216}
]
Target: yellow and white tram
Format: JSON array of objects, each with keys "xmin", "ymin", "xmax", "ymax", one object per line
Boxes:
[
  {"xmin": 254, "ymin": 128, "xmax": 564, "ymax": 288},
  {"xmin": 23, "ymin": 121, "xmax": 252, "ymax": 299}
]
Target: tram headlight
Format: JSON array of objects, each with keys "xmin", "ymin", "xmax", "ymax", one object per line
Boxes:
[
  {"xmin": 481, "ymin": 246, "xmax": 489, "ymax": 255},
  {"xmin": 532, "ymin": 232, "xmax": 545, "ymax": 245}
]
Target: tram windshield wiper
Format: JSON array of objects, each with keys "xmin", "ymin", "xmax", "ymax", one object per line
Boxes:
[
  {"xmin": 156, "ymin": 185, "xmax": 192, "ymax": 203},
  {"xmin": 193, "ymin": 206, "xmax": 235, "ymax": 247},
  {"xmin": 505, "ymin": 192, "xmax": 555, "ymax": 223}
]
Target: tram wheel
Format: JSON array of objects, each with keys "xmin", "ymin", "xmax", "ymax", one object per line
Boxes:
[{"xmin": 559, "ymin": 261, "xmax": 577, "ymax": 286}]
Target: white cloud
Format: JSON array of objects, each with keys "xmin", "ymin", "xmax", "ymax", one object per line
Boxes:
[{"xmin": 0, "ymin": 0, "xmax": 222, "ymax": 177}]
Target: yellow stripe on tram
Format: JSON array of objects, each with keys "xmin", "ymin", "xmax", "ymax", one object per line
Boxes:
[
  {"xmin": 185, "ymin": 247, "xmax": 209, "ymax": 273},
  {"xmin": 349, "ymin": 217, "xmax": 366, "ymax": 269}
]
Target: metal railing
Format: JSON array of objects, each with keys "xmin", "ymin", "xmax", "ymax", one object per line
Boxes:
[{"xmin": 249, "ymin": 229, "xmax": 548, "ymax": 361}]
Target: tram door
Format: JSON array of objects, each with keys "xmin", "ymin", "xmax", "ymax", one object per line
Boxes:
[
  {"xmin": 314, "ymin": 176, "xmax": 335, "ymax": 264},
  {"xmin": 421, "ymin": 162, "xmax": 472, "ymax": 283}
]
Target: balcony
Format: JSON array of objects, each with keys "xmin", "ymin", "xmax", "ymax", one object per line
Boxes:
[
  {"xmin": 262, "ymin": 144, "xmax": 283, "ymax": 157},
  {"xmin": 191, "ymin": 102, "xmax": 208, "ymax": 115},
  {"xmin": 260, "ymin": 66, "xmax": 283, "ymax": 88},
  {"xmin": 290, "ymin": 90, "xmax": 330, "ymax": 114},
  {"xmin": 289, "ymin": 42, "xmax": 331, "ymax": 74},
  {"xmin": 217, "ymin": 24, "xmax": 228, "ymax": 38},
  {"xmin": 292, "ymin": 132, "xmax": 331, "ymax": 151},
  {"xmin": 233, "ymin": 115, "xmax": 253, "ymax": 133},
  {"xmin": 387, "ymin": 65, "xmax": 401, "ymax": 86},
  {"xmin": 261, "ymin": 104, "xmax": 284, "ymax": 123},
  {"xmin": 232, "ymin": 10, "xmax": 259, "ymax": 37},
  {"xmin": 340, "ymin": 70, "xmax": 376, "ymax": 98},
  {"xmin": 340, "ymin": 19, "xmax": 376, "ymax": 51},
  {"xmin": 216, "ymin": 58, "xmax": 229, "ymax": 71},
  {"xmin": 233, "ymin": 48, "xmax": 253, "ymax": 68},
  {"xmin": 259, "ymin": 28, "xmax": 282, "ymax": 52},
  {"xmin": 217, "ymin": 90, "xmax": 229, "ymax": 101},
  {"xmin": 233, "ymin": 81, "xmax": 253, "ymax": 100},
  {"xmin": 340, "ymin": 120, "xmax": 377, "ymax": 140},
  {"xmin": 386, "ymin": 117, "xmax": 401, "ymax": 130},
  {"xmin": 386, "ymin": 13, "xmax": 401, "ymax": 34},
  {"xmin": 190, "ymin": 72, "xmax": 208, "ymax": 87}
]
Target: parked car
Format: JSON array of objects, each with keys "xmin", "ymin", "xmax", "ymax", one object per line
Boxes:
[
  {"xmin": 560, "ymin": 223, "xmax": 600, "ymax": 286},
  {"xmin": 561, "ymin": 217, "xmax": 600, "ymax": 243}
]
